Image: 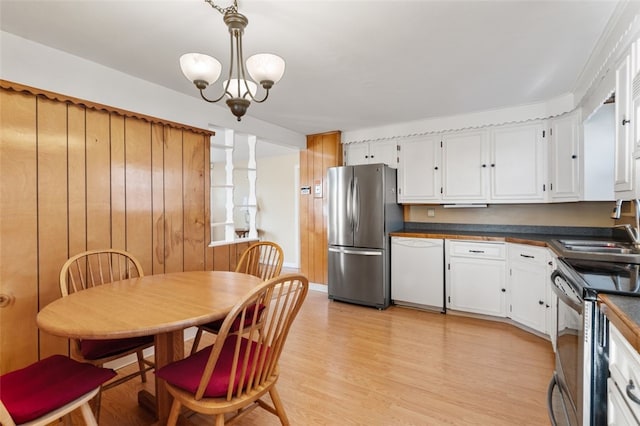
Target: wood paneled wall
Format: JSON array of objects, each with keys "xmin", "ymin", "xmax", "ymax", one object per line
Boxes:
[
  {"xmin": 0, "ymin": 85, "xmax": 248, "ymax": 374},
  {"xmin": 299, "ymin": 131, "xmax": 342, "ymax": 284}
]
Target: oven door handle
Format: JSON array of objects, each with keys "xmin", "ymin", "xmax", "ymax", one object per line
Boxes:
[{"xmin": 550, "ymin": 270, "xmax": 583, "ymax": 313}]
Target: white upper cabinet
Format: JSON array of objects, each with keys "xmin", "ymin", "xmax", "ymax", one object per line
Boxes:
[
  {"xmin": 549, "ymin": 110, "xmax": 582, "ymax": 201},
  {"xmin": 615, "ymin": 51, "xmax": 634, "ymax": 198},
  {"xmin": 490, "ymin": 122, "xmax": 546, "ymax": 202},
  {"xmin": 345, "ymin": 140, "xmax": 397, "ymax": 168},
  {"xmin": 442, "ymin": 129, "xmax": 489, "ymax": 202},
  {"xmin": 397, "ymin": 136, "xmax": 441, "ymax": 203},
  {"xmin": 441, "ymin": 123, "xmax": 546, "ymax": 203}
]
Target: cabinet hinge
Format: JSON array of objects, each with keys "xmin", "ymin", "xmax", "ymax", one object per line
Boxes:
[
  {"xmin": 440, "ymin": 187, "xmax": 443, "ymax": 194},
  {"xmin": 550, "ymin": 183, "xmax": 553, "ymax": 191},
  {"xmin": 397, "ymin": 145, "xmax": 401, "ymax": 151},
  {"xmin": 543, "ymin": 184, "xmax": 546, "ymax": 192},
  {"xmin": 440, "ymin": 141, "xmax": 443, "ymax": 148},
  {"xmin": 447, "ymin": 263, "xmax": 450, "ymax": 270},
  {"xmin": 542, "ymin": 130, "xmax": 546, "ymax": 138},
  {"xmin": 509, "ymin": 268, "xmax": 512, "ymax": 276},
  {"xmin": 509, "ymin": 305, "xmax": 512, "ymax": 313},
  {"xmin": 448, "ymin": 296, "xmax": 451, "ymax": 303},
  {"xmin": 550, "ymin": 128, "xmax": 553, "ymax": 136}
]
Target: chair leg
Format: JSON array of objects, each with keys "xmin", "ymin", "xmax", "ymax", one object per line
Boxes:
[
  {"xmin": 166, "ymin": 398, "xmax": 182, "ymax": 426},
  {"xmin": 190, "ymin": 328, "xmax": 204, "ymax": 355},
  {"xmin": 215, "ymin": 413, "xmax": 226, "ymax": 426},
  {"xmin": 136, "ymin": 350, "xmax": 147, "ymax": 383},
  {"xmin": 79, "ymin": 402, "xmax": 98, "ymax": 426},
  {"xmin": 269, "ymin": 386, "xmax": 290, "ymax": 426},
  {"xmin": 93, "ymin": 389, "xmax": 103, "ymax": 422}
]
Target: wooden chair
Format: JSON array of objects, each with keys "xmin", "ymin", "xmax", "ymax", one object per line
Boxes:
[
  {"xmin": 156, "ymin": 273, "xmax": 309, "ymax": 426},
  {"xmin": 0, "ymin": 355, "xmax": 116, "ymax": 426},
  {"xmin": 59, "ymin": 249, "xmax": 155, "ymax": 395},
  {"xmin": 190, "ymin": 241, "xmax": 284, "ymax": 355}
]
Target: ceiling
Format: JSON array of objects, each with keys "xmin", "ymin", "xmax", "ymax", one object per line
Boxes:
[{"xmin": 0, "ymin": 0, "xmax": 619, "ymax": 137}]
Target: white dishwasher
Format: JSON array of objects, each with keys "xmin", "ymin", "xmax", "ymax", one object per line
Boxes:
[{"xmin": 391, "ymin": 237, "xmax": 444, "ymax": 311}]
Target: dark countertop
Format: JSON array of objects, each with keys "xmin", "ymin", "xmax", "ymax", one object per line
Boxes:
[
  {"xmin": 600, "ymin": 294, "xmax": 640, "ymax": 353},
  {"xmin": 391, "ymin": 223, "xmax": 640, "ymax": 354}
]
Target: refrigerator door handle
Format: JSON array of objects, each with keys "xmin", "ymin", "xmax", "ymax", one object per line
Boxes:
[
  {"xmin": 346, "ymin": 176, "xmax": 354, "ymax": 229},
  {"xmin": 329, "ymin": 247, "xmax": 382, "ymax": 256},
  {"xmin": 353, "ymin": 176, "xmax": 360, "ymax": 233}
]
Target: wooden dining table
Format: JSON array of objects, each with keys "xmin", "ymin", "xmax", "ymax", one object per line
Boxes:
[{"xmin": 36, "ymin": 270, "xmax": 262, "ymax": 424}]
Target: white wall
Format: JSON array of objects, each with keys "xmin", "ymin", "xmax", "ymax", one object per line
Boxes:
[
  {"xmin": 583, "ymin": 103, "xmax": 615, "ymax": 201},
  {"xmin": 0, "ymin": 31, "xmax": 306, "ymax": 150},
  {"xmin": 257, "ymin": 154, "xmax": 300, "ymax": 268}
]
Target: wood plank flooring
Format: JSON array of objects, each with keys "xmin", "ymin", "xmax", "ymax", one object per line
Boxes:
[{"xmin": 90, "ymin": 289, "xmax": 554, "ymax": 425}]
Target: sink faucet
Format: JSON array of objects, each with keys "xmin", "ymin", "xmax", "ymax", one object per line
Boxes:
[{"xmin": 615, "ymin": 199, "xmax": 640, "ymax": 247}]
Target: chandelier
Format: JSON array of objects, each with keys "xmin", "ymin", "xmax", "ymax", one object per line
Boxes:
[{"xmin": 179, "ymin": 0, "xmax": 285, "ymax": 121}]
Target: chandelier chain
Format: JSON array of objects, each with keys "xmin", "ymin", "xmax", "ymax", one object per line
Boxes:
[{"xmin": 204, "ymin": 0, "xmax": 238, "ymax": 15}]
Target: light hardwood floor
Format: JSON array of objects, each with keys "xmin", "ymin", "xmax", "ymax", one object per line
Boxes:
[{"xmin": 90, "ymin": 289, "xmax": 554, "ymax": 425}]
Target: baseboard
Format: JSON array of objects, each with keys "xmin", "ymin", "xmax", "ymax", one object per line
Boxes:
[{"xmin": 310, "ymin": 282, "xmax": 327, "ymax": 293}]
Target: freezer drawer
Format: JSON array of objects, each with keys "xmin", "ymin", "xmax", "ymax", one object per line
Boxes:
[{"xmin": 328, "ymin": 246, "xmax": 389, "ymax": 309}]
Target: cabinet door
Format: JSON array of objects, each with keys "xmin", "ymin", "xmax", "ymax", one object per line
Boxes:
[
  {"xmin": 447, "ymin": 256, "xmax": 506, "ymax": 317},
  {"xmin": 490, "ymin": 122, "xmax": 546, "ymax": 202},
  {"xmin": 508, "ymin": 245, "xmax": 549, "ymax": 334},
  {"xmin": 615, "ymin": 53, "xmax": 633, "ymax": 195},
  {"xmin": 550, "ymin": 112, "xmax": 581, "ymax": 201},
  {"xmin": 345, "ymin": 143, "xmax": 370, "ymax": 166},
  {"xmin": 369, "ymin": 141, "xmax": 398, "ymax": 168},
  {"xmin": 397, "ymin": 137, "xmax": 441, "ymax": 202},
  {"xmin": 442, "ymin": 130, "xmax": 488, "ymax": 201}
]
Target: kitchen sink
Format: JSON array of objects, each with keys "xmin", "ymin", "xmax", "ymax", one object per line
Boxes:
[{"xmin": 551, "ymin": 239, "xmax": 640, "ymax": 263}]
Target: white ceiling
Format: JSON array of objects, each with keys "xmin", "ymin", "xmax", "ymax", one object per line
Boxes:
[{"xmin": 0, "ymin": 0, "xmax": 619, "ymax": 137}]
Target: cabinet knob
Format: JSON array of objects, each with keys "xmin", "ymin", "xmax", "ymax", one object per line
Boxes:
[
  {"xmin": 622, "ymin": 118, "xmax": 631, "ymax": 126},
  {"xmin": 501, "ymin": 288, "xmax": 506, "ymax": 293},
  {"xmin": 491, "ymin": 164, "xmax": 495, "ymax": 167},
  {"xmin": 434, "ymin": 166, "xmax": 438, "ymax": 170},
  {"xmin": 482, "ymin": 164, "xmax": 487, "ymax": 168},
  {"xmin": 571, "ymin": 155, "xmax": 577, "ymax": 159},
  {"xmin": 538, "ymin": 300, "xmax": 544, "ymax": 305}
]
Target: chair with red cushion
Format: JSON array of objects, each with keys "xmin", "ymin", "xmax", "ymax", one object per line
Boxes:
[
  {"xmin": 156, "ymin": 273, "xmax": 308, "ymax": 426},
  {"xmin": 59, "ymin": 250, "xmax": 155, "ymax": 393},
  {"xmin": 190, "ymin": 241, "xmax": 284, "ymax": 355},
  {"xmin": 0, "ymin": 355, "xmax": 116, "ymax": 426}
]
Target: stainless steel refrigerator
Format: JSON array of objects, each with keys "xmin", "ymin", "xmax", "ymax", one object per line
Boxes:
[{"xmin": 327, "ymin": 163, "xmax": 403, "ymax": 309}]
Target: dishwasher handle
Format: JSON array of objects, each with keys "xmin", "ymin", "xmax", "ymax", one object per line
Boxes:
[{"xmin": 392, "ymin": 238, "xmax": 443, "ymax": 248}]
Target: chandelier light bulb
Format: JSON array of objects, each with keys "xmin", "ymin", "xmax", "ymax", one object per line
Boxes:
[
  {"xmin": 246, "ymin": 53, "xmax": 286, "ymax": 89},
  {"xmin": 224, "ymin": 79, "xmax": 258, "ymax": 99},
  {"xmin": 180, "ymin": 53, "xmax": 222, "ymax": 88}
]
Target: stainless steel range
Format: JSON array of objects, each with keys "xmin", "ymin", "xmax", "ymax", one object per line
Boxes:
[{"xmin": 548, "ymin": 242, "xmax": 640, "ymax": 426}]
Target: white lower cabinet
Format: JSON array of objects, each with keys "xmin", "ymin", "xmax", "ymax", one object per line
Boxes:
[
  {"xmin": 608, "ymin": 323, "xmax": 640, "ymax": 425},
  {"xmin": 507, "ymin": 244, "xmax": 551, "ymax": 334},
  {"xmin": 446, "ymin": 240, "xmax": 507, "ymax": 317}
]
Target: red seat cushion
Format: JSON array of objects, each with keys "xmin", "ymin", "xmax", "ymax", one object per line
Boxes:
[
  {"xmin": 0, "ymin": 354, "xmax": 116, "ymax": 424},
  {"xmin": 156, "ymin": 337, "xmax": 268, "ymax": 398},
  {"xmin": 200, "ymin": 304, "xmax": 265, "ymax": 334},
  {"xmin": 80, "ymin": 335, "xmax": 154, "ymax": 360}
]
